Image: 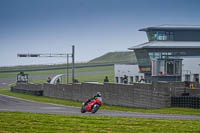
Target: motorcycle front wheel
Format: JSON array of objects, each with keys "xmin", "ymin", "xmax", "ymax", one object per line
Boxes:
[{"xmin": 91, "ymin": 104, "xmax": 99, "ymax": 114}]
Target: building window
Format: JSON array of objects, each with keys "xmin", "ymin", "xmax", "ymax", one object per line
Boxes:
[
  {"xmin": 130, "ymin": 76, "xmax": 133, "ymax": 83},
  {"xmin": 115, "ymin": 77, "xmax": 119, "ymax": 83},
  {"xmin": 185, "ymin": 74, "xmax": 190, "ymax": 81},
  {"xmin": 152, "ymin": 59, "xmax": 182, "ymax": 76},
  {"xmin": 169, "ymin": 32, "xmax": 174, "ymax": 40},
  {"xmin": 168, "ymin": 52, "xmax": 172, "ymax": 56},
  {"xmin": 166, "ymin": 61, "xmax": 174, "ymax": 75},
  {"xmin": 147, "ymin": 31, "xmax": 154, "ymax": 41},
  {"xmin": 147, "ymin": 31, "xmax": 174, "ymax": 41},
  {"xmin": 135, "ymin": 50, "xmax": 151, "ymax": 67},
  {"xmin": 135, "ymin": 76, "xmax": 139, "ymax": 82},
  {"xmin": 120, "ymin": 77, "xmax": 123, "ymax": 83},
  {"xmin": 193, "ymin": 74, "xmax": 199, "ymax": 83},
  {"xmin": 148, "ymin": 52, "xmax": 173, "ymax": 61},
  {"xmin": 154, "ymin": 52, "xmax": 161, "ymax": 59},
  {"xmin": 149, "ymin": 52, "xmax": 154, "ymax": 61},
  {"xmin": 161, "ymin": 52, "xmax": 167, "ymax": 59},
  {"xmin": 158, "ymin": 60, "xmax": 165, "ymax": 75},
  {"xmin": 124, "ymin": 76, "xmax": 128, "ymax": 84},
  {"xmin": 175, "ymin": 61, "xmax": 180, "ymax": 75}
]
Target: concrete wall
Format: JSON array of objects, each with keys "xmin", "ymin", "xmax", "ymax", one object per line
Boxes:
[
  {"xmin": 14, "ymin": 83, "xmax": 42, "ymax": 91},
  {"xmin": 187, "ymin": 89, "xmax": 200, "ymax": 97},
  {"xmin": 14, "ymin": 82, "xmax": 200, "ymax": 108},
  {"xmin": 168, "ymin": 82, "xmax": 200, "ymax": 97},
  {"xmin": 12, "ymin": 83, "xmax": 43, "ymax": 96},
  {"xmin": 43, "ymin": 82, "xmax": 171, "ymax": 108}
]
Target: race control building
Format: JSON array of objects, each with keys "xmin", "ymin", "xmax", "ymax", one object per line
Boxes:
[{"xmin": 127, "ymin": 25, "xmax": 200, "ymax": 83}]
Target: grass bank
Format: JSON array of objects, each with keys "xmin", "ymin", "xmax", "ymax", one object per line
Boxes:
[
  {"xmin": 30, "ymin": 72, "xmax": 114, "ymax": 84},
  {"xmin": 0, "ymin": 89, "xmax": 200, "ymax": 116},
  {"xmin": 0, "ymin": 112, "xmax": 199, "ymax": 132},
  {"xmin": 0, "ymin": 65, "xmax": 114, "ymax": 79}
]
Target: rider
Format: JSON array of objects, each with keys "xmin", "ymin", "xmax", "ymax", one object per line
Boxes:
[{"xmin": 84, "ymin": 92, "xmax": 102, "ymax": 106}]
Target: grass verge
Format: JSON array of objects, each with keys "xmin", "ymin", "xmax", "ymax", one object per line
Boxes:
[
  {"xmin": 0, "ymin": 112, "xmax": 200, "ymax": 132},
  {"xmin": 0, "ymin": 89, "xmax": 81, "ymax": 107},
  {"xmin": 29, "ymin": 72, "xmax": 114, "ymax": 84},
  {"xmin": 0, "ymin": 89, "xmax": 200, "ymax": 116},
  {"xmin": 0, "ymin": 66, "xmax": 113, "ymax": 79}
]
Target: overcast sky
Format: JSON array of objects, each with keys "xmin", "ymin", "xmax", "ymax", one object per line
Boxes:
[{"xmin": 1, "ymin": 0, "xmax": 200, "ymax": 66}]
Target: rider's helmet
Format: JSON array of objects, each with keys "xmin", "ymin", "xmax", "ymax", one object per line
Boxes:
[{"xmin": 96, "ymin": 92, "xmax": 101, "ymax": 97}]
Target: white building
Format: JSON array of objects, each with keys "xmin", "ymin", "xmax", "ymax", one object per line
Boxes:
[
  {"xmin": 115, "ymin": 25, "xmax": 200, "ymax": 83},
  {"xmin": 114, "ymin": 64, "xmax": 144, "ymax": 84}
]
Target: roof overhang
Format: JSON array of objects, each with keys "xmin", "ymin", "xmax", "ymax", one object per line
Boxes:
[
  {"xmin": 128, "ymin": 41, "xmax": 200, "ymax": 50},
  {"xmin": 139, "ymin": 25, "xmax": 200, "ymax": 32}
]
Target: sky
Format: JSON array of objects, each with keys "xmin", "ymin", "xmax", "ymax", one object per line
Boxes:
[{"xmin": 1, "ymin": 0, "xmax": 200, "ymax": 66}]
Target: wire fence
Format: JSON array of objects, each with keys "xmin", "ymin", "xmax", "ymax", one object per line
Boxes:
[{"xmin": 171, "ymin": 97, "xmax": 200, "ymax": 109}]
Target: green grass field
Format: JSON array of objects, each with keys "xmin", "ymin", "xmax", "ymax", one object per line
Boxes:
[
  {"xmin": 89, "ymin": 51, "xmax": 137, "ymax": 64},
  {"xmin": 0, "ymin": 51, "xmax": 136, "ymax": 73},
  {"xmin": 0, "ymin": 89, "xmax": 200, "ymax": 116},
  {"xmin": 0, "ymin": 112, "xmax": 200, "ymax": 132},
  {"xmin": 1, "ymin": 62, "xmax": 200, "ymax": 132},
  {"xmin": 30, "ymin": 72, "xmax": 114, "ymax": 84},
  {"xmin": 0, "ymin": 63, "xmax": 81, "ymax": 72},
  {"xmin": 0, "ymin": 65, "xmax": 114, "ymax": 79}
]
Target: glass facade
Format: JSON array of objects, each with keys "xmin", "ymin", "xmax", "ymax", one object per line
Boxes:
[
  {"xmin": 135, "ymin": 50, "xmax": 182, "ymax": 73},
  {"xmin": 146, "ymin": 50, "xmax": 182, "ymax": 76},
  {"xmin": 135, "ymin": 50, "xmax": 151, "ymax": 66},
  {"xmin": 152, "ymin": 59, "xmax": 182, "ymax": 76},
  {"xmin": 147, "ymin": 31, "xmax": 174, "ymax": 41},
  {"xmin": 135, "ymin": 50, "xmax": 151, "ymax": 72},
  {"xmin": 148, "ymin": 52, "xmax": 173, "ymax": 62}
]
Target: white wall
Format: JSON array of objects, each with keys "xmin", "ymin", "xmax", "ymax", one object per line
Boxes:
[
  {"xmin": 182, "ymin": 56, "xmax": 200, "ymax": 81},
  {"xmin": 114, "ymin": 57, "xmax": 200, "ymax": 83},
  {"xmin": 114, "ymin": 64, "xmax": 143, "ymax": 83}
]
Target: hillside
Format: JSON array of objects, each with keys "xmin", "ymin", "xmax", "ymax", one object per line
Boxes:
[
  {"xmin": 88, "ymin": 51, "xmax": 137, "ymax": 64},
  {"xmin": 0, "ymin": 51, "xmax": 137, "ymax": 72}
]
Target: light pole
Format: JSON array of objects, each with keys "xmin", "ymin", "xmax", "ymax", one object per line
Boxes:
[
  {"xmin": 17, "ymin": 45, "xmax": 75, "ymax": 84},
  {"xmin": 72, "ymin": 45, "xmax": 75, "ymax": 83},
  {"xmin": 67, "ymin": 54, "xmax": 69, "ymax": 84}
]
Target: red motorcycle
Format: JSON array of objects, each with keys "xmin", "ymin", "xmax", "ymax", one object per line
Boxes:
[{"xmin": 81, "ymin": 97, "xmax": 103, "ymax": 114}]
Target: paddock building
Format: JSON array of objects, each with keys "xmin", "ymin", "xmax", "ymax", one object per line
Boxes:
[{"xmin": 115, "ymin": 25, "xmax": 200, "ymax": 83}]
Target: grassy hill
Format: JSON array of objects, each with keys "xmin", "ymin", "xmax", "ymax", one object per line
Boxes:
[
  {"xmin": 0, "ymin": 63, "xmax": 87, "ymax": 72},
  {"xmin": 88, "ymin": 51, "xmax": 137, "ymax": 64},
  {"xmin": 0, "ymin": 51, "xmax": 137, "ymax": 72}
]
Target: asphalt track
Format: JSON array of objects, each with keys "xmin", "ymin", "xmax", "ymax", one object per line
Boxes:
[{"xmin": 0, "ymin": 94, "xmax": 200, "ymax": 120}]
